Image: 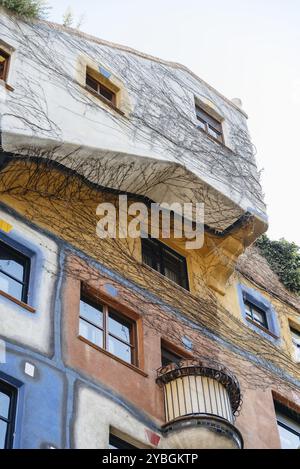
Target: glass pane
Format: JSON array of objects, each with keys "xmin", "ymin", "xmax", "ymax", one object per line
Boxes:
[
  {"xmin": 0, "ymin": 272, "xmax": 23, "ymax": 300},
  {"xmin": 196, "ymin": 118, "xmax": 206, "ymax": 130},
  {"xmin": 108, "ymin": 312, "xmax": 131, "ymax": 344},
  {"xmin": 208, "ymin": 125, "xmax": 222, "ymax": 141},
  {"xmin": 278, "ymin": 424, "xmax": 300, "ymax": 449},
  {"xmin": 100, "ymin": 85, "xmax": 114, "ymax": 103},
  {"xmin": 0, "ymin": 392, "xmax": 10, "ymax": 419},
  {"xmin": 79, "ymin": 319, "xmax": 103, "ymax": 347},
  {"xmin": 253, "ymin": 309, "xmax": 266, "ymax": 325},
  {"xmin": 108, "ymin": 336, "xmax": 132, "ymax": 363},
  {"xmin": 0, "ymin": 420, "xmax": 7, "ymax": 449},
  {"xmin": 86, "ymin": 74, "xmax": 98, "ymax": 92},
  {"xmin": 0, "ymin": 248, "xmax": 24, "ymax": 281},
  {"xmin": 80, "ymin": 300, "xmax": 103, "ymax": 327}
]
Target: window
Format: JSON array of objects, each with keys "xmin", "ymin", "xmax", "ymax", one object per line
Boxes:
[
  {"xmin": 244, "ymin": 300, "xmax": 268, "ymax": 329},
  {"xmin": 238, "ymin": 284, "xmax": 279, "ymax": 340},
  {"xmin": 79, "ymin": 294, "xmax": 137, "ymax": 365},
  {"xmin": 86, "ymin": 72, "xmax": 116, "ymax": 106},
  {"xmin": 0, "ymin": 49, "xmax": 10, "ymax": 82},
  {"xmin": 0, "ymin": 382, "xmax": 17, "ymax": 449},
  {"xmin": 109, "ymin": 434, "xmax": 137, "ymax": 449},
  {"xmin": 161, "ymin": 345, "xmax": 183, "ymax": 367},
  {"xmin": 290, "ymin": 327, "xmax": 300, "ymax": 362},
  {"xmin": 195, "ymin": 104, "xmax": 223, "ymax": 143},
  {"xmin": 275, "ymin": 403, "xmax": 300, "ymax": 449},
  {"xmin": 0, "ymin": 240, "xmax": 30, "ymax": 303},
  {"xmin": 141, "ymin": 238, "xmax": 189, "ymax": 290}
]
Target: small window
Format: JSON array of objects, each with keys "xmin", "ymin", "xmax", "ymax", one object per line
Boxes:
[
  {"xmin": 141, "ymin": 238, "xmax": 189, "ymax": 290},
  {"xmin": 244, "ymin": 300, "xmax": 268, "ymax": 329},
  {"xmin": 275, "ymin": 402, "xmax": 300, "ymax": 449},
  {"xmin": 0, "ymin": 382, "xmax": 17, "ymax": 449},
  {"xmin": 161, "ymin": 346, "xmax": 183, "ymax": 367},
  {"xmin": 79, "ymin": 293, "xmax": 137, "ymax": 365},
  {"xmin": 109, "ymin": 433, "xmax": 137, "ymax": 449},
  {"xmin": 195, "ymin": 104, "xmax": 223, "ymax": 143},
  {"xmin": 86, "ymin": 72, "xmax": 116, "ymax": 106},
  {"xmin": 0, "ymin": 49, "xmax": 10, "ymax": 82},
  {"xmin": 290, "ymin": 327, "xmax": 300, "ymax": 362},
  {"xmin": 0, "ymin": 240, "xmax": 30, "ymax": 303}
]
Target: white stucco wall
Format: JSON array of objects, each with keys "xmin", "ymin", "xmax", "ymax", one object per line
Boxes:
[{"xmin": 0, "ymin": 9, "xmax": 267, "ymax": 231}]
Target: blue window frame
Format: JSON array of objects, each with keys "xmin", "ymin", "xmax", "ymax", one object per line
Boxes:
[
  {"xmin": 0, "ymin": 381, "xmax": 17, "ymax": 449},
  {"xmin": 238, "ymin": 284, "xmax": 280, "ymax": 342}
]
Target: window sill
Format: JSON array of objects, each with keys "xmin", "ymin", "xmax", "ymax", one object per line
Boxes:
[
  {"xmin": 0, "ymin": 80, "xmax": 14, "ymax": 91},
  {"xmin": 82, "ymin": 85, "xmax": 125, "ymax": 117},
  {"xmin": 196, "ymin": 125, "xmax": 233, "ymax": 152},
  {"xmin": 0, "ymin": 289, "xmax": 36, "ymax": 313},
  {"xmin": 78, "ymin": 335, "xmax": 148, "ymax": 378},
  {"xmin": 246, "ymin": 317, "xmax": 279, "ymax": 340}
]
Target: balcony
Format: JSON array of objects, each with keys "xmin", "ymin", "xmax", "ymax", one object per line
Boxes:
[{"xmin": 157, "ymin": 358, "xmax": 243, "ymax": 449}]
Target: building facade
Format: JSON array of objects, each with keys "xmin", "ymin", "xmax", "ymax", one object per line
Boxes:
[{"xmin": 0, "ymin": 7, "xmax": 300, "ymax": 449}]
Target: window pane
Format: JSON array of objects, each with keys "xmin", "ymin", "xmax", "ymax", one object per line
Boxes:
[
  {"xmin": 0, "ymin": 251, "xmax": 24, "ymax": 281},
  {"xmin": 253, "ymin": 309, "xmax": 266, "ymax": 325},
  {"xmin": 0, "ymin": 392, "xmax": 10, "ymax": 419},
  {"xmin": 108, "ymin": 311, "xmax": 131, "ymax": 343},
  {"xmin": 196, "ymin": 118, "xmax": 206, "ymax": 130},
  {"xmin": 99, "ymin": 85, "xmax": 114, "ymax": 103},
  {"xmin": 0, "ymin": 272, "xmax": 23, "ymax": 300},
  {"xmin": 161, "ymin": 347, "xmax": 182, "ymax": 367},
  {"xmin": 79, "ymin": 318, "xmax": 103, "ymax": 347},
  {"xmin": 80, "ymin": 300, "xmax": 103, "ymax": 328},
  {"xmin": 108, "ymin": 336, "xmax": 132, "ymax": 363},
  {"xmin": 0, "ymin": 420, "xmax": 8, "ymax": 449},
  {"xmin": 0, "ymin": 51, "xmax": 9, "ymax": 81},
  {"xmin": 278, "ymin": 424, "xmax": 300, "ymax": 449},
  {"xmin": 86, "ymin": 74, "xmax": 98, "ymax": 91}
]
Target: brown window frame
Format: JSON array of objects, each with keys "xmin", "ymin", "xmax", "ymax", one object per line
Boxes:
[
  {"xmin": 195, "ymin": 104, "xmax": 224, "ymax": 144},
  {"xmin": 0, "ymin": 48, "xmax": 10, "ymax": 82},
  {"xmin": 79, "ymin": 290, "xmax": 138, "ymax": 366},
  {"xmin": 86, "ymin": 72, "xmax": 117, "ymax": 106},
  {"xmin": 141, "ymin": 237, "xmax": 189, "ymax": 290}
]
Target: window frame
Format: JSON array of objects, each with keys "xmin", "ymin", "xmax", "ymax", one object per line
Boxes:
[
  {"xmin": 0, "ymin": 381, "xmax": 17, "ymax": 449},
  {"xmin": 109, "ymin": 433, "xmax": 137, "ymax": 449},
  {"xmin": 274, "ymin": 401, "xmax": 300, "ymax": 449},
  {"xmin": 238, "ymin": 284, "xmax": 280, "ymax": 342},
  {"xmin": 141, "ymin": 238, "xmax": 189, "ymax": 290},
  {"xmin": 86, "ymin": 71, "xmax": 117, "ymax": 106},
  {"xmin": 195, "ymin": 104, "xmax": 224, "ymax": 144},
  {"xmin": 0, "ymin": 48, "xmax": 10, "ymax": 82},
  {"xmin": 79, "ymin": 291, "xmax": 138, "ymax": 366},
  {"xmin": 0, "ymin": 240, "xmax": 31, "ymax": 304},
  {"xmin": 244, "ymin": 300, "xmax": 268, "ymax": 329}
]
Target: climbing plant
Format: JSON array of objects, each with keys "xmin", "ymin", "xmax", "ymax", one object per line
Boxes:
[
  {"xmin": 256, "ymin": 234, "xmax": 300, "ymax": 295},
  {"xmin": 0, "ymin": 0, "xmax": 48, "ymax": 18}
]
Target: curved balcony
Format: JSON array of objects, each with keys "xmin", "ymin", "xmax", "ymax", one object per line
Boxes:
[{"xmin": 156, "ymin": 358, "xmax": 243, "ymax": 449}]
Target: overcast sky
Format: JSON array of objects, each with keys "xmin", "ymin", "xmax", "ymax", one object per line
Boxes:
[{"xmin": 48, "ymin": 0, "xmax": 300, "ymax": 244}]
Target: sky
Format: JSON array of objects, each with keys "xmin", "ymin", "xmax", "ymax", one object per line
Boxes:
[{"xmin": 47, "ymin": 0, "xmax": 300, "ymax": 244}]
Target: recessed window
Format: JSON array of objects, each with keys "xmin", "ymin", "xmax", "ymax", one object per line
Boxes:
[
  {"xmin": 244, "ymin": 300, "xmax": 268, "ymax": 329},
  {"xmin": 141, "ymin": 238, "xmax": 189, "ymax": 290},
  {"xmin": 275, "ymin": 402, "xmax": 300, "ymax": 449},
  {"xmin": 0, "ymin": 240, "xmax": 30, "ymax": 303},
  {"xmin": 79, "ymin": 294, "xmax": 137, "ymax": 365},
  {"xmin": 0, "ymin": 381, "xmax": 17, "ymax": 449},
  {"xmin": 195, "ymin": 104, "xmax": 223, "ymax": 143},
  {"xmin": 109, "ymin": 433, "xmax": 137, "ymax": 449},
  {"xmin": 161, "ymin": 345, "xmax": 183, "ymax": 367},
  {"xmin": 290, "ymin": 327, "xmax": 300, "ymax": 362},
  {"xmin": 0, "ymin": 49, "xmax": 10, "ymax": 82},
  {"xmin": 86, "ymin": 72, "xmax": 116, "ymax": 106}
]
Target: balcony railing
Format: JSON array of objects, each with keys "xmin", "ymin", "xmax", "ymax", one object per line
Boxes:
[{"xmin": 157, "ymin": 358, "xmax": 243, "ymax": 449}]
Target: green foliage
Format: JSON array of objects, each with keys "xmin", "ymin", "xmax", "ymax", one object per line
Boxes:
[
  {"xmin": 256, "ymin": 234, "xmax": 300, "ymax": 295},
  {"xmin": 0, "ymin": 0, "xmax": 48, "ymax": 19}
]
